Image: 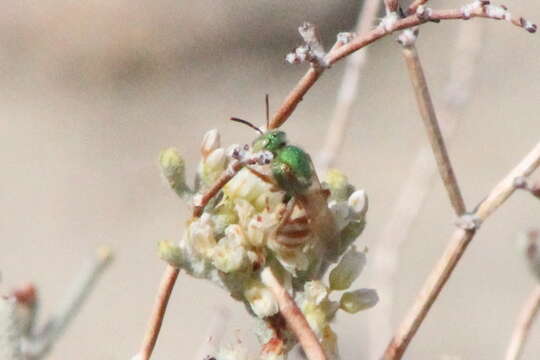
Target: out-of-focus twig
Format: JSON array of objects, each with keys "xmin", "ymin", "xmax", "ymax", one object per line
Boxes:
[
  {"xmin": 317, "ymin": 0, "xmax": 383, "ymax": 173},
  {"xmin": 269, "ymin": 2, "xmax": 535, "ymax": 130},
  {"xmin": 400, "ymin": 33, "xmax": 466, "ymax": 216},
  {"xmin": 408, "ymin": 0, "xmax": 429, "ymax": 15},
  {"xmin": 261, "ymin": 267, "xmax": 327, "ymax": 360},
  {"xmin": 382, "ymin": 140, "xmax": 540, "ymax": 359},
  {"xmin": 21, "ymin": 247, "xmax": 113, "ymax": 359},
  {"xmin": 384, "ymin": 0, "xmax": 399, "ymax": 14},
  {"xmin": 368, "ymin": 22, "xmax": 483, "ymax": 357},
  {"xmin": 505, "ymin": 285, "xmax": 540, "ymax": 360},
  {"xmin": 0, "ymin": 297, "xmax": 23, "ymax": 360},
  {"xmin": 136, "ymin": 265, "xmax": 180, "ymax": 360}
]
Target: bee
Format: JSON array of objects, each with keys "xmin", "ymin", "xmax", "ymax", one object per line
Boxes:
[{"xmin": 230, "ymin": 96, "xmax": 338, "ymax": 256}]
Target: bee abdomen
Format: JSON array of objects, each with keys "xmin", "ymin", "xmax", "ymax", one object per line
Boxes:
[{"xmin": 275, "ymin": 212, "xmax": 311, "ymax": 249}]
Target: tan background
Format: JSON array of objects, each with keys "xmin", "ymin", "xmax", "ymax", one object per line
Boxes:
[{"xmin": 1, "ymin": 1, "xmax": 539, "ymax": 359}]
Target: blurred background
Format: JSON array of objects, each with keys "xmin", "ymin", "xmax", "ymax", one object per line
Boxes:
[{"xmin": 1, "ymin": 0, "xmax": 539, "ymax": 359}]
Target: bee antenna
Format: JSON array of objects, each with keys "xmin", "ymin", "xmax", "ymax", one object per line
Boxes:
[
  {"xmin": 230, "ymin": 117, "xmax": 264, "ymax": 135},
  {"xmin": 265, "ymin": 94, "xmax": 270, "ymax": 130}
]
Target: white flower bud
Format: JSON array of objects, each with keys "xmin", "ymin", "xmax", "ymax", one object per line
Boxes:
[
  {"xmin": 348, "ymin": 189, "xmax": 368, "ymax": 216},
  {"xmin": 339, "ymin": 289, "xmax": 379, "ymax": 313},
  {"xmin": 201, "ymin": 129, "xmax": 221, "ymax": 159},
  {"xmin": 244, "ymin": 281, "xmax": 279, "ymax": 318},
  {"xmin": 329, "ymin": 246, "xmax": 366, "ymax": 291}
]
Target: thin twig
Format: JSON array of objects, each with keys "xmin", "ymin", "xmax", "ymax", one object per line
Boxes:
[
  {"xmin": 137, "ymin": 265, "xmax": 180, "ymax": 360},
  {"xmin": 400, "ymin": 42, "xmax": 466, "ymax": 215},
  {"xmin": 22, "ymin": 247, "xmax": 113, "ymax": 359},
  {"xmin": 317, "ymin": 0, "xmax": 383, "ymax": 172},
  {"xmin": 384, "ymin": 0, "xmax": 399, "ymax": 14},
  {"xmin": 269, "ymin": 3, "xmax": 535, "ymax": 130},
  {"xmin": 505, "ymin": 285, "xmax": 540, "ymax": 360},
  {"xmin": 193, "ymin": 158, "xmax": 259, "ymax": 218},
  {"xmin": 261, "ymin": 268, "xmax": 327, "ymax": 360},
  {"xmin": 408, "ymin": 0, "xmax": 429, "ymax": 15},
  {"xmin": 368, "ymin": 22, "xmax": 483, "ymax": 357},
  {"xmin": 382, "ymin": 140, "xmax": 540, "ymax": 359}
]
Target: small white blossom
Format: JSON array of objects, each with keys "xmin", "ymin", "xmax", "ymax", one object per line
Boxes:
[
  {"xmin": 186, "ymin": 214, "xmax": 217, "ymax": 258},
  {"xmin": 244, "ymin": 280, "xmax": 279, "ymax": 318},
  {"xmin": 212, "ymin": 225, "xmax": 248, "ymax": 273}
]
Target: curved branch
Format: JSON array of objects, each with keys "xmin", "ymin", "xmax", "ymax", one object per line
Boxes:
[{"xmin": 269, "ymin": 3, "xmax": 535, "ymax": 130}]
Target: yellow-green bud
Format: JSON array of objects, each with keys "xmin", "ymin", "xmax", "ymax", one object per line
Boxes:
[
  {"xmin": 158, "ymin": 241, "xmax": 184, "ymax": 268},
  {"xmin": 159, "ymin": 148, "xmax": 191, "ymax": 198},
  {"xmin": 339, "ymin": 289, "xmax": 379, "ymax": 313},
  {"xmin": 325, "ymin": 169, "xmax": 353, "ymax": 201},
  {"xmin": 329, "ymin": 246, "xmax": 366, "ymax": 291}
]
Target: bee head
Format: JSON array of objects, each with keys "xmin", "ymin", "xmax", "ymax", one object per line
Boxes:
[{"xmin": 252, "ymin": 130, "xmax": 287, "ymax": 153}]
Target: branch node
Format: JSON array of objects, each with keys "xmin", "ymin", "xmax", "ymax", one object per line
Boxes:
[
  {"xmin": 379, "ymin": 11, "xmax": 399, "ymax": 32},
  {"xmin": 455, "ymin": 213, "xmax": 482, "ymax": 230},
  {"xmin": 286, "ymin": 22, "xmax": 330, "ymax": 68},
  {"xmin": 397, "ymin": 28, "xmax": 419, "ymax": 47},
  {"xmin": 520, "ymin": 17, "xmax": 537, "ymax": 33},
  {"xmin": 336, "ymin": 32, "xmax": 355, "ymax": 46}
]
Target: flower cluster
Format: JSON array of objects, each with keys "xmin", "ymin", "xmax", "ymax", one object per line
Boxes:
[{"xmin": 159, "ymin": 130, "xmax": 377, "ymax": 359}]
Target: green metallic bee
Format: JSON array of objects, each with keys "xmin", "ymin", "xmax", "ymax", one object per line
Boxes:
[{"xmin": 230, "ymin": 96, "xmax": 337, "ymax": 254}]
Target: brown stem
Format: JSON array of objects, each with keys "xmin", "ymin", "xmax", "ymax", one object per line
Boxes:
[
  {"xmin": 138, "ymin": 265, "xmax": 180, "ymax": 360},
  {"xmin": 401, "ymin": 44, "xmax": 466, "ymax": 216},
  {"xmin": 407, "ymin": 0, "xmax": 429, "ymax": 15},
  {"xmin": 384, "ymin": 0, "xmax": 399, "ymax": 13},
  {"xmin": 368, "ymin": 22, "xmax": 483, "ymax": 356},
  {"xmin": 193, "ymin": 158, "xmax": 257, "ymax": 217},
  {"xmin": 269, "ymin": 5, "xmax": 535, "ymax": 130},
  {"xmin": 505, "ymin": 285, "xmax": 540, "ymax": 360},
  {"xmin": 261, "ymin": 268, "xmax": 327, "ymax": 360},
  {"xmin": 382, "ymin": 141, "xmax": 540, "ymax": 360}
]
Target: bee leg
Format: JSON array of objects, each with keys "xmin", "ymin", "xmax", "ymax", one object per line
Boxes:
[
  {"xmin": 276, "ymin": 197, "xmax": 296, "ymax": 233},
  {"xmin": 245, "ymin": 166, "xmax": 281, "ymax": 192}
]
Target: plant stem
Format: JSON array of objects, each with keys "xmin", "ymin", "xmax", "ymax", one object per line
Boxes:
[
  {"xmin": 401, "ymin": 44, "xmax": 466, "ymax": 216},
  {"xmin": 268, "ymin": 4, "xmax": 535, "ymax": 130},
  {"xmin": 382, "ymin": 140, "xmax": 540, "ymax": 359},
  {"xmin": 137, "ymin": 265, "xmax": 180, "ymax": 360},
  {"xmin": 261, "ymin": 268, "xmax": 327, "ymax": 360},
  {"xmin": 23, "ymin": 247, "xmax": 113, "ymax": 359},
  {"xmin": 505, "ymin": 285, "xmax": 540, "ymax": 360},
  {"xmin": 368, "ymin": 22, "xmax": 483, "ymax": 357}
]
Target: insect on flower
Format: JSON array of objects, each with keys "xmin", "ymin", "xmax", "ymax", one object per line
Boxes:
[{"xmin": 229, "ymin": 95, "xmax": 338, "ymax": 257}]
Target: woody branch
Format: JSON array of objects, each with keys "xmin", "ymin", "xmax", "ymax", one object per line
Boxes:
[
  {"xmin": 269, "ymin": 1, "xmax": 535, "ymax": 130},
  {"xmin": 382, "ymin": 141, "xmax": 540, "ymax": 359}
]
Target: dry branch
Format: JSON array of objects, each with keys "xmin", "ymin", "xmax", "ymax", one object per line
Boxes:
[
  {"xmin": 382, "ymin": 141, "xmax": 540, "ymax": 359},
  {"xmin": 368, "ymin": 22, "xmax": 483, "ymax": 356},
  {"xmin": 269, "ymin": 2, "xmax": 535, "ymax": 130},
  {"xmin": 261, "ymin": 268, "xmax": 327, "ymax": 360},
  {"xmin": 400, "ymin": 42, "xmax": 466, "ymax": 215},
  {"xmin": 137, "ymin": 265, "xmax": 180, "ymax": 360}
]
